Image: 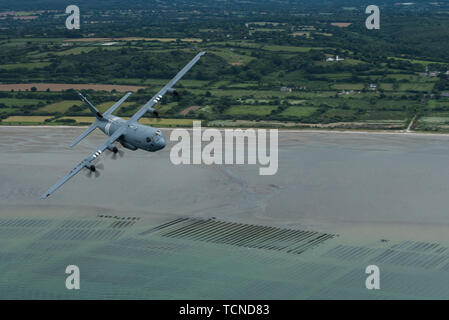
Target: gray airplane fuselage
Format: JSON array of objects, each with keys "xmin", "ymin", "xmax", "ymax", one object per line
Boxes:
[{"xmin": 97, "ymin": 114, "xmax": 166, "ymax": 152}]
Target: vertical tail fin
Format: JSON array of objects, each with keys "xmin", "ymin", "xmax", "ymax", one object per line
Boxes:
[{"xmin": 77, "ymin": 92, "xmax": 103, "ymax": 120}]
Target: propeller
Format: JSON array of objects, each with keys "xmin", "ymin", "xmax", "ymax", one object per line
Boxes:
[
  {"xmin": 154, "ymin": 109, "xmax": 161, "ymax": 123},
  {"xmin": 112, "ymin": 149, "xmax": 124, "ymax": 160},
  {"xmin": 85, "ymin": 163, "xmax": 104, "ymax": 178},
  {"xmin": 152, "ymin": 105, "xmax": 162, "ymax": 123},
  {"xmin": 106, "ymin": 146, "xmax": 124, "ymax": 160}
]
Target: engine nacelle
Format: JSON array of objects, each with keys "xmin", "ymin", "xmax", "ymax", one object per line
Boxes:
[
  {"xmin": 107, "ymin": 145, "xmax": 118, "ymax": 153},
  {"xmin": 85, "ymin": 164, "xmax": 96, "ymax": 172},
  {"xmin": 147, "ymin": 107, "xmax": 159, "ymax": 118},
  {"xmin": 167, "ymin": 88, "xmax": 179, "ymax": 96}
]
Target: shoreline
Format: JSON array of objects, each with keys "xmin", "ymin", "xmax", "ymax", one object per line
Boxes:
[{"xmin": 1, "ymin": 124, "xmax": 448, "ymax": 137}]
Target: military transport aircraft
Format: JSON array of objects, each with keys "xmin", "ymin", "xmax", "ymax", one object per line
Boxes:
[{"xmin": 41, "ymin": 52, "xmax": 205, "ymax": 199}]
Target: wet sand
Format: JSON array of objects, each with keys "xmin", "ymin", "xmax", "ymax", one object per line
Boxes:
[
  {"xmin": 1, "ymin": 127, "xmax": 449, "ymax": 299},
  {"xmin": 2, "ymin": 126, "xmax": 449, "ymax": 229}
]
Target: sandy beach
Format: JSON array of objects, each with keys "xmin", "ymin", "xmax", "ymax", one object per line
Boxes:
[{"xmin": 1, "ymin": 126, "xmax": 449, "ymax": 299}]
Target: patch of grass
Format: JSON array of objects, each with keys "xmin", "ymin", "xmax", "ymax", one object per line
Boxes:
[
  {"xmin": 0, "ymin": 98, "xmax": 43, "ymax": 107},
  {"xmin": 209, "ymin": 49, "xmax": 255, "ymax": 65},
  {"xmin": 2, "ymin": 116, "xmax": 52, "ymax": 124},
  {"xmin": 359, "ymin": 111, "xmax": 407, "ymax": 121},
  {"xmin": 332, "ymin": 83, "xmax": 364, "ymax": 90},
  {"xmin": 96, "ymin": 101, "xmax": 134, "ymax": 113},
  {"xmin": 55, "ymin": 47, "xmax": 97, "ymax": 56},
  {"xmin": 225, "ymin": 105, "xmax": 278, "ymax": 116},
  {"xmin": 398, "ymin": 83, "xmax": 434, "ymax": 91},
  {"xmin": 0, "ymin": 62, "xmax": 51, "ymax": 70},
  {"xmin": 280, "ymin": 106, "xmax": 318, "ymax": 117},
  {"xmin": 59, "ymin": 116, "xmax": 96, "ymax": 123},
  {"xmin": 388, "ymin": 57, "xmax": 445, "ymax": 66},
  {"xmin": 54, "ymin": 116, "xmax": 199, "ymax": 127},
  {"xmin": 320, "ymin": 108, "xmax": 358, "ymax": 119},
  {"xmin": 262, "ymin": 45, "xmax": 324, "ymax": 52},
  {"xmin": 425, "ymin": 99, "xmax": 449, "ymax": 110},
  {"xmin": 318, "ymin": 73, "xmax": 352, "ymax": 80},
  {"xmin": 418, "ymin": 116, "xmax": 449, "ymax": 124},
  {"xmin": 39, "ymin": 100, "xmax": 83, "ymax": 113},
  {"xmin": 138, "ymin": 118, "xmax": 200, "ymax": 126}
]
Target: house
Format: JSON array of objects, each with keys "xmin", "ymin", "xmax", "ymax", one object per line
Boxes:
[
  {"xmin": 369, "ymin": 83, "xmax": 377, "ymax": 90},
  {"xmin": 420, "ymin": 66, "xmax": 441, "ymax": 78},
  {"xmin": 326, "ymin": 55, "xmax": 345, "ymax": 62},
  {"xmin": 441, "ymin": 92, "xmax": 449, "ymax": 98},
  {"xmin": 280, "ymin": 86, "xmax": 292, "ymax": 92},
  {"xmin": 340, "ymin": 90, "xmax": 357, "ymax": 95}
]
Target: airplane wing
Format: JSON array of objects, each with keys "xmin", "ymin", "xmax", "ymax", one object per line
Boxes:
[
  {"xmin": 128, "ymin": 51, "xmax": 205, "ymax": 123},
  {"xmin": 41, "ymin": 127, "xmax": 126, "ymax": 199}
]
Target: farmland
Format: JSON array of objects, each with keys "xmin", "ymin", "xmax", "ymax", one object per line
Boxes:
[{"xmin": 0, "ymin": 1, "xmax": 448, "ymax": 131}]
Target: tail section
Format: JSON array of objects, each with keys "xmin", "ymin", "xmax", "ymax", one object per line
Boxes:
[
  {"xmin": 69, "ymin": 92, "xmax": 103, "ymax": 147},
  {"xmin": 70, "ymin": 92, "xmax": 133, "ymax": 148},
  {"xmin": 70, "ymin": 120, "xmax": 99, "ymax": 148},
  {"xmin": 77, "ymin": 91, "xmax": 103, "ymax": 120}
]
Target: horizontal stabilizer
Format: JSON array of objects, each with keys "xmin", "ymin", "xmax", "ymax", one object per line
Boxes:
[{"xmin": 104, "ymin": 92, "xmax": 132, "ymax": 116}]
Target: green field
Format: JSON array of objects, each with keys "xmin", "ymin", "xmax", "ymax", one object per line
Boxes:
[
  {"xmin": 226, "ymin": 105, "xmax": 278, "ymax": 116},
  {"xmin": 38, "ymin": 101, "xmax": 84, "ymax": 113},
  {"xmin": 1, "ymin": 116, "xmax": 52, "ymax": 124},
  {"xmin": 279, "ymin": 106, "xmax": 318, "ymax": 117},
  {"xmin": 55, "ymin": 47, "xmax": 98, "ymax": 56},
  {"xmin": 359, "ymin": 111, "xmax": 408, "ymax": 121},
  {"xmin": 425, "ymin": 100, "xmax": 449, "ymax": 110},
  {"xmin": 0, "ymin": 10, "xmax": 448, "ymax": 132},
  {"xmin": 332, "ymin": 84, "xmax": 364, "ymax": 90},
  {"xmin": 209, "ymin": 49, "xmax": 255, "ymax": 65},
  {"xmin": 96, "ymin": 101, "xmax": 135, "ymax": 113},
  {"xmin": 388, "ymin": 57, "xmax": 446, "ymax": 66},
  {"xmin": 399, "ymin": 83, "xmax": 434, "ymax": 91},
  {"xmin": 0, "ymin": 98, "xmax": 44, "ymax": 106},
  {"xmin": 262, "ymin": 45, "xmax": 324, "ymax": 52},
  {"xmin": 0, "ymin": 62, "xmax": 51, "ymax": 70}
]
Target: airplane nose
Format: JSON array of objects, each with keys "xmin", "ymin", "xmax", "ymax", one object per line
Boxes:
[{"xmin": 157, "ymin": 135, "xmax": 166, "ymax": 150}]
